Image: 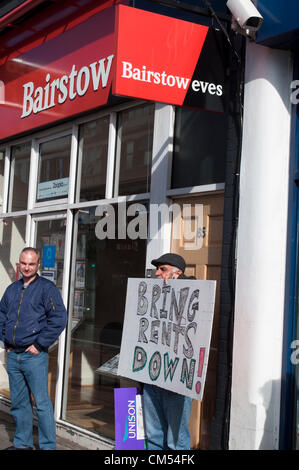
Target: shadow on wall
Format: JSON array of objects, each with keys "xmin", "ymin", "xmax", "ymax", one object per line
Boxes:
[{"xmin": 259, "ymin": 379, "xmax": 285, "ymax": 450}]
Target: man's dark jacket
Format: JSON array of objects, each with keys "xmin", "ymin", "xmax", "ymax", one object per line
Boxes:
[
  {"xmin": 178, "ymin": 273, "xmax": 196, "ymax": 280},
  {"xmin": 0, "ymin": 275, "xmax": 67, "ymax": 352}
]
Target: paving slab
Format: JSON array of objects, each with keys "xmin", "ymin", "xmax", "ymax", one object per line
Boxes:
[{"xmin": 0, "ymin": 409, "xmax": 88, "ymax": 450}]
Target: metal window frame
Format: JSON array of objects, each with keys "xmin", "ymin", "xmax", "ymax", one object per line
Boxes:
[
  {"xmin": 7, "ymin": 142, "xmax": 32, "ymax": 213},
  {"xmin": 34, "ymin": 130, "xmax": 74, "ymax": 208}
]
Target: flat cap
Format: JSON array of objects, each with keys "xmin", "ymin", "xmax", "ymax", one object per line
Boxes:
[{"xmin": 151, "ymin": 253, "xmax": 186, "ymax": 272}]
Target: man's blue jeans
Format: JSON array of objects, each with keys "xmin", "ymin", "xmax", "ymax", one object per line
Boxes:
[
  {"xmin": 7, "ymin": 350, "xmax": 56, "ymax": 450},
  {"xmin": 143, "ymin": 384, "xmax": 193, "ymax": 450}
]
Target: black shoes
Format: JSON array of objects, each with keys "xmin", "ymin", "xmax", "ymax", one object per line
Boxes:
[{"xmin": 3, "ymin": 445, "xmax": 33, "ymax": 450}]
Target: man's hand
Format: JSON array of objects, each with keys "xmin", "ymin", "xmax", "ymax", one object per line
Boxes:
[
  {"xmin": 163, "ymin": 271, "xmax": 179, "ymax": 284},
  {"xmin": 25, "ymin": 345, "xmax": 40, "ymax": 355}
]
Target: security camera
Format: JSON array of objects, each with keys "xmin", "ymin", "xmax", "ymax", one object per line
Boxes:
[{"xmin": 226, "ymin": 0, "xmax": 263, "ymax": 34}]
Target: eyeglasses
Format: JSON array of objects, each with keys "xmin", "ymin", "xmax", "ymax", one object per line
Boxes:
[{"xmin": 156, "ymin": 266, "xmax": 169, "ymax": 272}]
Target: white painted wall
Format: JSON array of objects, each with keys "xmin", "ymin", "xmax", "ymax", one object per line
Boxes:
[{"xmin": 229, "ymin": 41, "xmax": 293, "ymax": 449}]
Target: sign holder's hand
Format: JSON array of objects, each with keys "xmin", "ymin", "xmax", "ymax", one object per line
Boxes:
[{"xmin": 163, "ymin": 271, "xmax": 179, "ymax": 284}]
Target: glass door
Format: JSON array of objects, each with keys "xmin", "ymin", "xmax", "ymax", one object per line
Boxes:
[
  {"xmin": 171, "ymin": 193, "xmax": 224, "ymax": 449},
  {"xmin": 31, "ymin": 213, "xmax": 67, "ymax": 404},
  {"xmin": 62, "ymin": 206, "xmax": 147, "ymax": 439}
]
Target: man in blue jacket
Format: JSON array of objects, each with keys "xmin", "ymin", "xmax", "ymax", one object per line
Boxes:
[{"xmin": 0, "ymin": 247, "xmax": 67, "ymax": 450}]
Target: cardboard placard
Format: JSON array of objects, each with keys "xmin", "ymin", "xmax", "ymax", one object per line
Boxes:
[{"xmin": 118, "ymin": 278, "xmax": 216, "ymax": 401}]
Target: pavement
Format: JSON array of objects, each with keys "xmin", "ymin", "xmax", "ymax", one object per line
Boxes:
[{"xmin": 0, "ymin": 408, "xmax": 88, "ymax": 451}]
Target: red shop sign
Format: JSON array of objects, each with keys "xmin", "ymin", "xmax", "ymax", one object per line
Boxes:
[
  {"xmin": 0, "ymin": 4, "xmax": 226, "ymax": 142},
  {"xmin": 0, "ymin": 5, "xmax": 116, "ymax": 141},
  {"xmin": 114, "ymin": 5, "xmax": 226, "ymax": 112}
]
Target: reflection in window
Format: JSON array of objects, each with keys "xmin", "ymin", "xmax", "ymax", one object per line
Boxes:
[
  {"xmin": 114, "ymin": 103, "xmax": 154, "ymax": 196},
  {"xmin": 77, "ymin": 117, "xmax": 109, "ymax": 202},
  {"xmin": 35, "ymin": 217, "xmax": 66, "ymax": 405},
  {"xmin": 9, "ymin": 142, "xmax": 31, "ymax": 212},
  {"xmin": 64, "ymin": 205, "xmax": 147, "ymax": 439},
  {"xmin": 0, "ymin": 216, "xmax": 26, "ymax": 399},
  {"xmin": 172, "ymin": 108, "xmax": 227, "ymax": 189},
  {"xmin": 37, "ymin": 135, "xmax": 71, "ymax": 202}
]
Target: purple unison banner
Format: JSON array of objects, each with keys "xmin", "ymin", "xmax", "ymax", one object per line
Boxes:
[{"xmin": 114, "ymin": 387, "xmax": 146, "ymax": 450}]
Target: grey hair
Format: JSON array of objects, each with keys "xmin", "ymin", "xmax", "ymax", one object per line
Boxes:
[{"xmin": 20, "ymin": 247, "xmax": 40, "ymax": 262}]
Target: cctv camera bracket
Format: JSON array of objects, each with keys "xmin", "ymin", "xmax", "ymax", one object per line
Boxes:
[
  {"xmin": 203, "ymin": 0, "xmax": 242, "ymax": 64},
  {"xmin": 231, "ymin": 17, "xmax": 257, "ymax": 40}
]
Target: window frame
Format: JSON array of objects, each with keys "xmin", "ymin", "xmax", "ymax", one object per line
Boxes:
[
  {"xmin": 34, "ymin": 130, "xmax": 74, "ymax": 208},
  {"xmin": 7, "ymin": 142, "xmax": 31, "ymax": 213},
  {"xmin": 75, "ymin": 113, "xmax": 112, "ymax": 204}
]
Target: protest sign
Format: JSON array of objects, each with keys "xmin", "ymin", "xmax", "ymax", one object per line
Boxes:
[{"xmin": 118, "ymin": 278, "xmax": 216, "ymax": 401}]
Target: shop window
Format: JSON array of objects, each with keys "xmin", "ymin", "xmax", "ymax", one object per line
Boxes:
[
  {"xmin": 0, "ymin": 150, "xmax": 4, "ymax": 213},
  {"xmin": 64, "ymin": 204, "xmax": 147, "ymax": 439},
  {"xmin": 8, "ymin": 142, "xmax": 31, "ymax": 212},
  {"xmin": 171, "ymin": 107, "xmax": 227, "ymax": 189},
  {"xmin": 0, "ymin": 216, "xmax": 26, "ymax": 399},
  {"xmin": 114, "ymin": 103, "xmax": 154, "ymax": 197},
  {"xmin": 77, "ymin": 116, "xmax": 109, "ymax": 202},
  {"xmin": 37, "ymin": 134, "xmax": 71, "ymax": 202},
  {"xmin": 35, "ymin": 217, "xmax": 66, "ymax": 404}
]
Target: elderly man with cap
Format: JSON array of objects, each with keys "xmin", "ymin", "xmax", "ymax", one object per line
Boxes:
[{"xmin": 142, "ymin": 252, "xmax": 194, "ymax": 450}]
